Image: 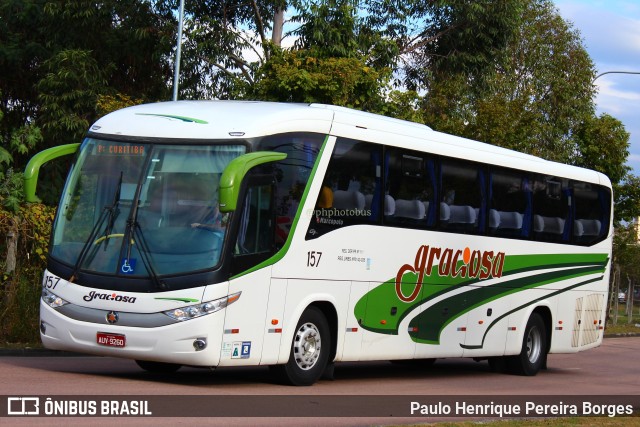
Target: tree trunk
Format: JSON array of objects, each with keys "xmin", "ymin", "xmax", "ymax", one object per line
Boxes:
[
  {"xmin": 627, "ymin": 274, "xmax": 633, "ymax": 324},
  {"xmin": 611, "ymin": 264, "xmax": 620, "ymax": 325},
  {"xmin": 5, "ymin": 217, "xmax": 18, "ymax": 274},
  {"xmin": 272, "ymin": 8, "xmax": 284, "ymax": 46}
]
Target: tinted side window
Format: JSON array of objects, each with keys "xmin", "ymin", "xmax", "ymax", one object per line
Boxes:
[
  {"xmin": 489, "ymin": 169, "xmax": 531, "ymax": 238},
  {"xmin": 439, "ymin": 159, "xmax": 485, "ymax": 234},
  {"xmin": 532, "ymin": 176, "xmax": 570, "ymax": 243},
  {"xmin": 234, "ymin": 184, "xmax": 274, "ymax": 255},
  {"xmin": 257, "ymin": 133, "xmax": 325, "ymax": 247},
  {"xmin": 384, "ymin": 149, "xmax": 437, "ymax": 228},
  {"xmin": 307, "ymin": 138, "xmax": 382, "ymax": 239},
  {"xmin": 573, "ymin": 182, "xmax": 610, "ymax": 245}
]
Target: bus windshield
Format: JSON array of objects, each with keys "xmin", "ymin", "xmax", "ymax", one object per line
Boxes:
[{"xmin": 51, "ymin": 138, "xmax": 246, "ymax": 277}]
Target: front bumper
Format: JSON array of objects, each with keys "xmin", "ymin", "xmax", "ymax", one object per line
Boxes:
[{"xmin": 40, "ymin": 301, "xmax": 223, "ymax": 367}]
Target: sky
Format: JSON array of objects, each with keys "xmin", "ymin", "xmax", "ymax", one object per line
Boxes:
[{"xmin": 555, "ymin": 1, "xmax": 640, "ymax": 176}]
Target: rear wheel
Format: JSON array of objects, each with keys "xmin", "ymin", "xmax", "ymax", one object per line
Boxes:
[
  {"xmin": 135, "ymin": 360, "xmax": 182, "ymax": 373},
  {"xmin": 507, "ymin": 313, "xmax": 547, "ymax": 376},
  {"xmin": 271, "ymin": 306, "xmax": 330, "ymax": 386}
]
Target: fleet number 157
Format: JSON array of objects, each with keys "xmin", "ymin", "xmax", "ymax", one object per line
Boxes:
[
  {"xmin": 306, "ymin": 251, "xmax": 322, "ymax": 267},
  {"xmin": 44, "ymin": 274, "xmax": 61, "ymax": 289}
]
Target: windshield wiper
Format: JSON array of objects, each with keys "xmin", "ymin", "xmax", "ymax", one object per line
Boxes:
[
  {"xmin": 117, "ymin": 151, "xmax": 164, "ymax": 289},
  {"xmin": 69, "ymin": 172, "xmax": 123, "ymax": 282},
  {"xmin": 128, "ymin": 222, "xmax": 164, "ymax": 290},
  {"xmin": 102, "ymin": 171, "xmax": 123, "ymax": 250}
]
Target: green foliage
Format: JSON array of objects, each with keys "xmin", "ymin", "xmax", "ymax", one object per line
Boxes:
[
  {"xmin": 0, "ymin": 203, "xmax": 55, "ymax": 343},
  {"xmin": 0, "ymin": 0, "xmax": 173, "ymax": 201},
  {"xmin": 402, "ymin": 0, "xmax": 525, "ymax": 91},
  {"xmin": 613, "ymin": 175, "xmax": 640, "ymax": 225},
  {"xmin": 573, "ymin": 114, "xmax": 630, "ymax": 185},
  {"xmin": 379, "ymin": 91, "xmax": 425, "ymax": 124},
  {"xmin": 96, "ymin": 93, "xmax": 144, "ymax": 117},
  {"xmin": 9, "ymin": 124, "xmax": 43, "ymax": 157},
  {"xmin": 421, "ymin": 0, "xmax": 596, "ymax": 165},
  {"xmin": 37, "ymin": 49, "xmax": 107, "ymax": 144},
  {"xmin": 291, "ymin": 0, "xmax": 360, "ymax": 58},
  {"xmin": 169, "ymin": 0, "xmax": 280, "ymax": 99},
  {"xmin": 252, "ymin": 49, "xmax": 390, "ymax": 109},
  {"xmin": 0, "ymin": 169, "xmax": 25, "ymax": 214},
  {"xmin": 612, "ymin": 224, "xmax": 640, "ymax": 286}
]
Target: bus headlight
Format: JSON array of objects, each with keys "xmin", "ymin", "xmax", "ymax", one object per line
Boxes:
[
  {"xmin": 163, "ymin": 292, "xmax": 241, "ymax": 321},
  {"xmin": 42, "ymin": 288, "xmax": 69, "ymax": 308}
]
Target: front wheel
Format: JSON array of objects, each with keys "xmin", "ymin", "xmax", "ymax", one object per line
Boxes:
[
  {"xmin": 271, "ymin": 306, "xmax": 330, "ymax": 386},
  {"xmin": 508, "ymin": 313, "xmax": 547, "ymax": 376}
]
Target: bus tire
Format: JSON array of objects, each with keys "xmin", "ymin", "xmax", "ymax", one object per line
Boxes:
[
  {"xmin": 135, "ymin": 360, "xmax": 181, "ymax": 373},
  {"xmin": 507, "ymin": 313, "xmax": 547, "ymax": 376},
  {"xmin": 272, "ymin": 306, "xmax": 330, "ymax": 386}
]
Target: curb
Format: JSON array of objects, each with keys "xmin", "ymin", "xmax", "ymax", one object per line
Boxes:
[{"xmin": 603, "ymin": 332, "xmax": 640, "ymax": 338}]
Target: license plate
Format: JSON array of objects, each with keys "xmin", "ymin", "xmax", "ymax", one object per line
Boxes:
[{"xmin": 97, "ymin": 332, "xmax": 126, "ymax": 348}]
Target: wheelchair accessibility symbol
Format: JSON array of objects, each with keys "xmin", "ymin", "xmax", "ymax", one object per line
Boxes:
[{"xmin": 120, "ymin": 258, "xmax": 136, "ymax": 274}]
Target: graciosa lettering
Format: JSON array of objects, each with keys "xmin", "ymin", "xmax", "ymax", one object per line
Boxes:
[{"xmin": 395, "ymin": 245, "xmax": 505, "ymax": 303}]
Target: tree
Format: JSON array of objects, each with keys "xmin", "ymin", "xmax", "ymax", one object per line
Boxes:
[
  {"xmin": 574, "ymin": 113, "xmax": 630, "ymax": 185},
  {"xmin": 0, "ymin": 1, "xmax": 174, "ymax": 202},
  {"xmin": 251, "ymin": 0, "xmax": 392, "ymax": 107},
  {"xmin": 171, "ymin": 0, "xmax": 524, "ymax": 102},
  {"xmin": 399, "ymin": 0, "xmax": 525, "ymax": 92},
  {"xmin": 421, "ymin": 0, "xmax": 596, "ymax": 165},
  {"xmin": 252, "ymin": 48, "xmax": 390, "ymax": 108},
  {"xmin": 614, "ymin": 175, "xmax": 640, "ymax": 225},
  {"xmin": 166, "ymin": 0, "xmax": 287, "ymax": 99}
]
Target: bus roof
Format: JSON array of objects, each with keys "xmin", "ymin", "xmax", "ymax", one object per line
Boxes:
[
  {"xmin": 88, "ymin": 100, "xmax": 611, "ymax": 187},
  {"xmin": 90, "ymin": 101, "xmax": 335, "ymax": 140}
]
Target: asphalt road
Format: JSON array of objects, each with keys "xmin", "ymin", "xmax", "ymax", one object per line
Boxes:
[{"xmin": 1, "ymin": 337, "xmax": 638, "ymax": 426}]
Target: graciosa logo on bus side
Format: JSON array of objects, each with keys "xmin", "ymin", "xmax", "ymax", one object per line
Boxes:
[{"xmin": 395, "ymin": 245, "xmax": 506, "ymax": 303}]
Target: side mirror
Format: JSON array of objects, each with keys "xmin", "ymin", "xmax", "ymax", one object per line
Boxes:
[
  {"xmin": 219, "ymin": 151, "xmax": 287, "ymax": 212},
  {"xmin": 23, "ymin": 143, "xmax": 80, "ymax": 203}
]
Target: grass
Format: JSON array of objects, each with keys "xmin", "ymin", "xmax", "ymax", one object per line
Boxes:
[
  {"xmin": 605, "ymin": 322, "xmax": 640, "ymax": 335},
  {"xmin": 606, "ymin": 305, "xmax": 640, "ymax": 335}
]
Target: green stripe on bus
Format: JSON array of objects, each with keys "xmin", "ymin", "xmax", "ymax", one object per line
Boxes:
[
  {"xmin": 354, "ymin": 253, "xmax": 608, "ymax": 336},
  {"xmin": 408, "ymin": 264, "xmax": 606, "ymax": 344},
  {"xmin": 154, "ymin": 297, "xmax": 200, "ymax": 303},
  {"xmin": 136, "ymin": 113, "xmax": 208, "ymax": 124},
  {"xmin": 460, "ymin": 276, "xmax": 603, "ymax": 350}
]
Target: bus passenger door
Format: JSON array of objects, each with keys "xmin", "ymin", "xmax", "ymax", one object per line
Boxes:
[{"xmin": 220, "ymin": 176, "xmax": 277, "ymax": 366}]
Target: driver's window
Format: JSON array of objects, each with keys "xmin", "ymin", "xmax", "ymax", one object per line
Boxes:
[{"xmin": 235, "ymin": 184, "xmax": 274, "ymax": 255}]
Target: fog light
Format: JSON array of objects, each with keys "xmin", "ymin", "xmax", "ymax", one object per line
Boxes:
[
  {"xmin": 40, "ymin": 321, "xmax": 47, "ymax": 335},
  {"xmin": 193, "ymin": 338, "xmax": 207, "ymax": 351}
]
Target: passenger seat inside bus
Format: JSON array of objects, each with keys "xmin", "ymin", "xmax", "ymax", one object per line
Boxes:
[
  {"xmin": 394, "ymin": 199, "xmax": 426, "ymax": 220},
  {"xmin": 573, "ymin": 218, "xmax": 602, "ymax": 242},
  {"xmin": 448, "ymin": 205, "xmax": 476, "ymax": 224},
  {"xmin": 533, "ymin": 215, "xmax": 565, "ymax": 235},
  {"xmin": 333, "ymin": 190, "xmax": 365, "ymax": 211}
]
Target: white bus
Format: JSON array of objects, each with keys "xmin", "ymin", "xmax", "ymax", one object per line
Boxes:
[{"xmin": 27, "ymin": 101, "xmax": 612, "ymax": 385}]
